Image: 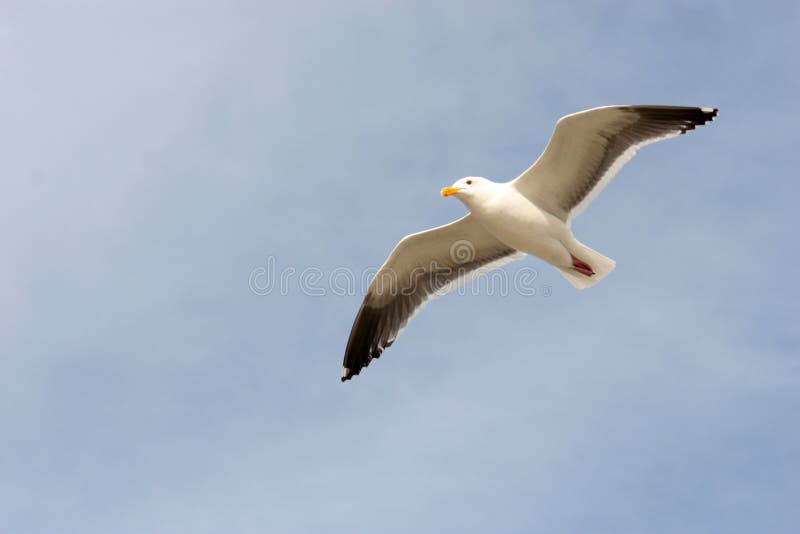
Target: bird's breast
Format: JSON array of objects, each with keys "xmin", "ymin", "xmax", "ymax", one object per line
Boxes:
[{"xmin": 469, "ymin": 191, "xmax": 569, "ymax": 256}]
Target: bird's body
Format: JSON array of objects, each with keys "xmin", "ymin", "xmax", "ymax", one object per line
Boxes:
[
  {"xmin": 448, "ymin": 177, "xmax": 616, "ymax": 289},
  {"xmin": 458, "ymin": 180, "xmax": 575, "ymax": 272},
  {"xmin": 341, "ymin": 105, "xmax": 718, "ymax": 381}
]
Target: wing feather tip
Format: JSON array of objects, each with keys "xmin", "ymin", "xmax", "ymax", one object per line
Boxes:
[
  {"xmin": 701, "ymin": 107, "xmax": 719, "ymax": 121},
  {"xmin": 341, "ymin": 366, "xmax": 357, "ymax": 382},
  {"xmin": 672, "ymin": 107, "xmax": 719, "ymax": 134}
]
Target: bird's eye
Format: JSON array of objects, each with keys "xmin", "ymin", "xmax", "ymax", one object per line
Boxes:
[{"xmin": 466, "ymin": 179, "xmax": 473, "ymax": 185}]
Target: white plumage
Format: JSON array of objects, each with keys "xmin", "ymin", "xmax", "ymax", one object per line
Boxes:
[{"xmin": 342, "ymin": 105, "xmax": 718, "ymax": 381}]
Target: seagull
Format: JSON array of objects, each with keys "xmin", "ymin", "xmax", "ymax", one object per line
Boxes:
[{"xmin": 341, "ymin": 105, "xmax": 718, "ymax": 381}]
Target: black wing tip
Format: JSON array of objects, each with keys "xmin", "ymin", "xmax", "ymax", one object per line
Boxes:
[
  {"xmin": 340, "ymin": 344, "xmax": 385, "ymax": 382},
  {"xmin": 341, "ymin": 367, "xmax": 355, "ymax": 382},
  {"xmin": 340, "ymin": 362, "xmax": 362, "ymax": 382},
  {"xmin": 341, "ymin": 302, "xmax": 393, "ymax": 383},
  {"xmin": 677, "ymin": 107, "xmax": 718, "ymax": 134},
  {"xmin": 698, "ymin": 106, "xmax": 719, "ymax": 122},
  {"xmin": 629, "ymin": 105, "xmax": 718, "ymax": 135},
  {"xmin": 340, "ymin": 361, "xmax": 364, "ymax": 382}
]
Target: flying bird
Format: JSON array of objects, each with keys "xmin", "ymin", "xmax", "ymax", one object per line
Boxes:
[{"xmin": 341, "ymin": 105, "xmax": 718, "ymax": 381}]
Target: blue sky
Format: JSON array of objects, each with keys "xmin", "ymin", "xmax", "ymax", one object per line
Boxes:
[{"xmin": 3, "ymin": 1, "xmax": 799, "ymax": 532}]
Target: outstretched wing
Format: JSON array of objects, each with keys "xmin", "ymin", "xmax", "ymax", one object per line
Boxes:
[
  {"xmin": 513, "ymin": 105, "xmax": 718, "ymax": 220},
  {"xmin": 342, "ymin": 214, "xmax": 522, "ymax": 382}
]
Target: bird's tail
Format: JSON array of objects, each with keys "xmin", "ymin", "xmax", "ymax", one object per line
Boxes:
[{"xmin": 556, "ymin": 241, "xmax": 616, "ymax": 290}]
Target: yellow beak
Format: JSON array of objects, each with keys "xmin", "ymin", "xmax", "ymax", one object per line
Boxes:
[{"xmin": 440, "ymin": 186, "xmax": 462, "ymax": 197}]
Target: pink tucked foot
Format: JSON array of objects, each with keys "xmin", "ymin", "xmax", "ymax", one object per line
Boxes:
[{"xmin": 571, "ymin": 255, "xmax": 595, "ymax": 277}]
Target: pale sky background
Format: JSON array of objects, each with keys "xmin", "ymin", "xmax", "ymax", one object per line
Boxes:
[{"xmin": 3, "ymin": 1, "xmax": 799, "ymax": 533}]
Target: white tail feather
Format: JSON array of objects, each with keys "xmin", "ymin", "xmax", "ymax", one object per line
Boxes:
[{"xmin": 556, "ymin": 241, "xmax": 616, "ymax": 290}]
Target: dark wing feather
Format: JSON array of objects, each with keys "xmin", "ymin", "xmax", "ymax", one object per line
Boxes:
[
  {"xmin": 341, "ymin": 215, "xmax": 521, "ymax": 382},
  {"xmin": 513, "ymin": 106, "xmax": 718, "ymax": 220}
]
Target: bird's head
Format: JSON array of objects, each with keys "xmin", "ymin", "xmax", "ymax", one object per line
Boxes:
[{"xmin": 440, "ymin": 176, "xmax": 493, "ymax": 201}]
